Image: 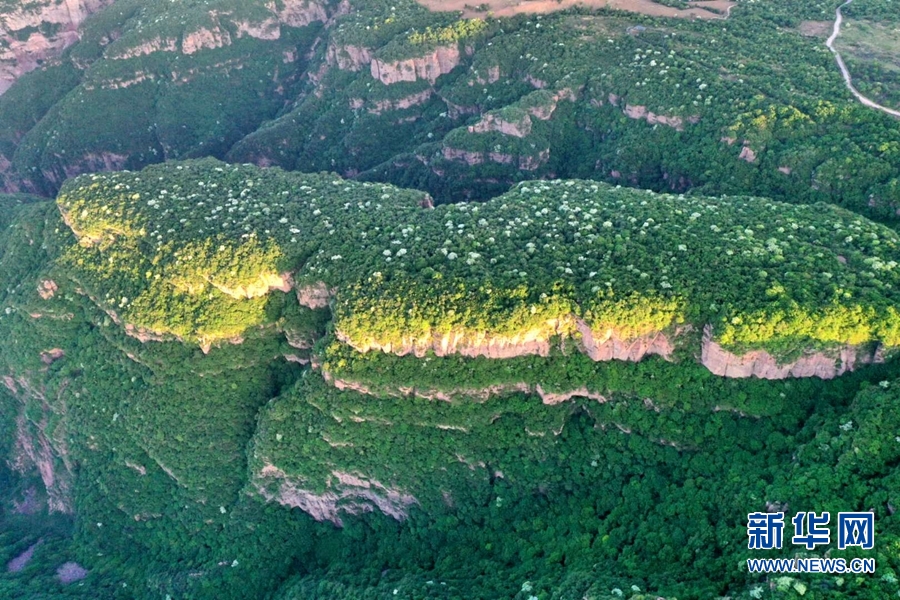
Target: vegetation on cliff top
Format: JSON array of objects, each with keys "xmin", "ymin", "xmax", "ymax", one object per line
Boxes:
[
  {"xmin": 4, "ymin": 204, "xmax": 894, "ymax": 598},
  {"xmin": 57, "ymin": 159, "xmax": 900, "ymax": 356}
]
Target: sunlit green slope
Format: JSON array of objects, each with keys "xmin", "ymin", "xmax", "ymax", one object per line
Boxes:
[{"xmin": 57, "ymin": 159, "xmax": 900, "ymax": 368}]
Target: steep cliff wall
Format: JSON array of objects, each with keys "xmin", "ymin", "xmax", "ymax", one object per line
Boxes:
[
  {"xmin": 54, "ymin": 162, "xmax": 900, "ymax": 380},
  {"xmin": 2, "ymin": 375, "xmax": 75, "ymax": 514},
  {"xmin": 253, "ymin": 464, "xmax": 418, "ymax": 526},
  {"xmin": 700, "ymin": 325, "xmax": 882, "ymax": 379},
  {"xmin": 0, "ymin": 0, "xmax": 116, "ymax": 94},
  {"xmin": 370, "ymin": 44, "xmax": 461, "ymax": 85}
]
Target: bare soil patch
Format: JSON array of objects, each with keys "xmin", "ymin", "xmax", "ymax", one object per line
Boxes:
[
  {"xmin": 798, "ymin": 20, "xmax": 832, "ymax": 37},
  {"xmin": 7, "ymin": 540, "xmax": 42, "ymax": 573},
  {"xmin": 418, "ymin": 0, "xmax": 735, "ymax": 20},
  {"xmin": 57, "ymin": 561, "xmax": 88, "ymax": 584}
]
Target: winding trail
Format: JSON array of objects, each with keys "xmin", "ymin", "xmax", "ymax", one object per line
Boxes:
[
  {"xmin": 826, "ymin": 0, "xmax": 900, "ymax": 118},
  {"xmin": 688, "ymin": 1, "xmax": 736, "ymax": 20}
]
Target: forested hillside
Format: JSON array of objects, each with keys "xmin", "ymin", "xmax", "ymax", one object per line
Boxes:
[
  {"xmin": 0, "ymin": 0, "xmax": 899, "ymax": 220},
  {"xmin": 1, "ymin": 0, "xmax": 899, "ymax": 598},
  {"xmin": 0, "ymin": 160, "xmax": 897, "ymax": 599}
]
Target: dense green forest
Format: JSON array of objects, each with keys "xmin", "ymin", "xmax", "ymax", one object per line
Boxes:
[
  {"xmin": 1, "ymin": 159, "xmax": 898, "ymax": 599},
  {"xmin": 54, "ymin": 160, "xmax": 900, "ymax": 358},
  {"xmin": 1, "ymin": 0, "xmax": 900, "ymax": 598},
  {"xmin": 0, "ymin": 0, "xmax": 899, "ymax": 223}
]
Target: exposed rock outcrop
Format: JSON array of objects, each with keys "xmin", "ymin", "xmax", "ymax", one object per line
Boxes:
[
  {"xmin": 11, "ymin": 486, "xmax": 41, "ymax": 515},
  {"xmin": 534, "ymin": 385, "xmax": 608, "ymax": 405},
  {"xmin": 254, "ymin": 464, "xmax": 418, "ymax": 526},
  {"xmin": 182, "ymin": 25, "xmax": 231, "ymax": 54},
  {"xmin": 623, "ymin": 104, "xmax": 698, "ymax": 131},
  {"xmin": 296, "ymin": 281, "xmax": 332, "ymax": 309},
  {"xmin": 468, "ymin": 112, "xmax": 532, "ymax": 137},
  {"xmin": 337, "ymin": 319, "xmax": 564, "ymax": 359},
  {"xmin": 0, "ymin": 0, "xmax": 116, "ymax": 94},
  {"xmin": 38, "ymin": 279, "xmax": 58, "ymax": 300},
  {"xmin": 3, "ymin": 375, "xmax": 74, "ymax": 513},
  {"xmin": 209, "ymin": 271, "xmax": 293, "ymax": 299},
  {"xmin": 326, "ymin": 43, "xmax": 373, "ymax": 71},
  {"xmin": 7, "ymin": 540, "xmax": 42, "ymax": 573},
  {"xmin": 40, "ymin": 348, "xmax": 65, "ymax": 365},
  {"xmin": 234, "ymin": 18, "xmax": 281, "ymax": 41},
  {"xmin": 739, "ymin": 145, "xmax": 758, "ymax": 163},
  {"xmin": 444, "ymin": 99, "xmax": 479, "ymax": 118},
  {"xmin": 700, "ymin": 325, "xmax": 882, "ymax": 379},
  {"xmin": 333, "ymin": 311, "xmax": 881, "ymax": 381},
  {"xmin": 276, "ymin": 0, "xmax": 329, "ymax": 28},
  {"xmin": 150, "ymin": 1, "xmax": 329, "ymax": 57},
  {"xmin": 519, "ymin": 149, "xmax": 550, "ymax": 170},
  {"xmin": 108, "ymin": 36, "xmax": 179, "ymax": 60},
  {"xmin": 329, "ymin": 375, "xmax": 529, "ymax": 402},
  {"xmin": 473, "ymin": 65, "xmax": 500, "ymax": 85},
  {"xmin": 576, "ymin": 319, "xmax": 675, "ymax": 362},
  {"xmin": 442, "ymin": 147, "xmax": 484, "ymax": 166},
  {"xmin": 371, "ymin": 44, "xmax": 461, "ymax": 85},
  {"xmin": 56, "ymin": 562, "xmax": 88, "ymax": 584},
  {"xmin": 463, "ymin": 88, "xmax": 570, "ymax": 137},
  {"xmin": 441, "ymin": 146, "xmax": 550, "ymax": 170},
  {"xmin": 362, "ymin": 89, "xmax": 434, "ymax": 114},
  {"xmin": 50, "ymin": 152, "xmax": 129, "ymax": 185},
  {"xmin": 325, "ymin": 373, "xmax": 607, "ymax": 405},
  {"xmin": 525, "ymin": 74, "xmax": 546, "ymax": 89}
]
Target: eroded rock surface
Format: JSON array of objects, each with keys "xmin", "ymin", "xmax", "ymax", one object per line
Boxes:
[
  {"xmin": 3, "ymin": 375, "xmax": 74, "ymax": 513},
  {"xmin": 371, "ymin": 45, "xmax": 461, "ymax": 85},
  {"xmin": 576, "ymin": 319, "xmax": 675, "ymax": 362},
  {"xmin": 700, "ymin": 325, "xmax": 882, "ymax": 379},
  {"xmin": 254, "ymin": 464, "xmax": 418, "ymax": 526},
  {"xmin": 622, "ymin": 104, "xmax": 698, "ymax": 130},
  {"xmin": 7, "ymin": 540, "xmax": 42, "ymax": 573},
  {"xmin": 56, "ymin": 561, "xmax": 88, "ymax": 584},
  {"xmin": 0, "ymin": 0, "xmax": 116, "ymax": 94}
]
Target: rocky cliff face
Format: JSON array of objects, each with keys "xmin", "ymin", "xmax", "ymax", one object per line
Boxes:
[
  {"xmin": 371, "ymin": 45, "xmax": 461, "ymax": 85},
  {"xmin": 441, "ymin": 146, "xmax": 550, "ymax": 170},
  {"xmin": 357, "ymin": 88, "xmax": 434, "ymax": 114},
  {"xmin": 336, "ymin": 319, "xmax": 563, "ymax": 359},
  {"xmin": 105, "ymin": 0, "xmax": 330, "ymax": 60},
  {"xmin": 0, "ymin": 0, "xmax": 116, "ymax": 94},
  {"xmin": 326, "ymin": 42, "xmax": 373, "ymax": 71},
  {"xmin": 334, "ymin": 314, "xmax": 881, "ymax": 381},
  {"xmin": 181, "ymin": 24, "xmax": 232, "ymax": 55},
  {"xmin": 277, "ymin": 0, "xmax": 330, "ymax": 28},
  {"xmin": 699, "ymin": 325, "xmax": 882, "ymax": 379},
  {"xmin": 576, "ymin": 319, "xmax": 676, "ymax": 362},
  {"xmin": 3, "ymin": 374, "xmax": 75, "ymax": 514},
  {"xmin": 296, "ymin": 281, "xmax": 333, "ymax": 309},
  {"xmin": 468, "ymin": 112, "xmax": 533, "ymax": 138},
  {"xmin": 253, "ymin": 464, "xmax": 418, "ymax": 526},
  {"xmin": 327, "ymin": 374, "xmax": 608, "ymax": 405},
  {"xmin": 327, "ymin": 42, "xmax": 462, "ymax": 85},
  {"xmin": 621, "ymin": 104, "xmax": 699, "ymax": 131},
  {"xmin": 210, "ymin": 271, "xmax": 293, "ymax": 299}
]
